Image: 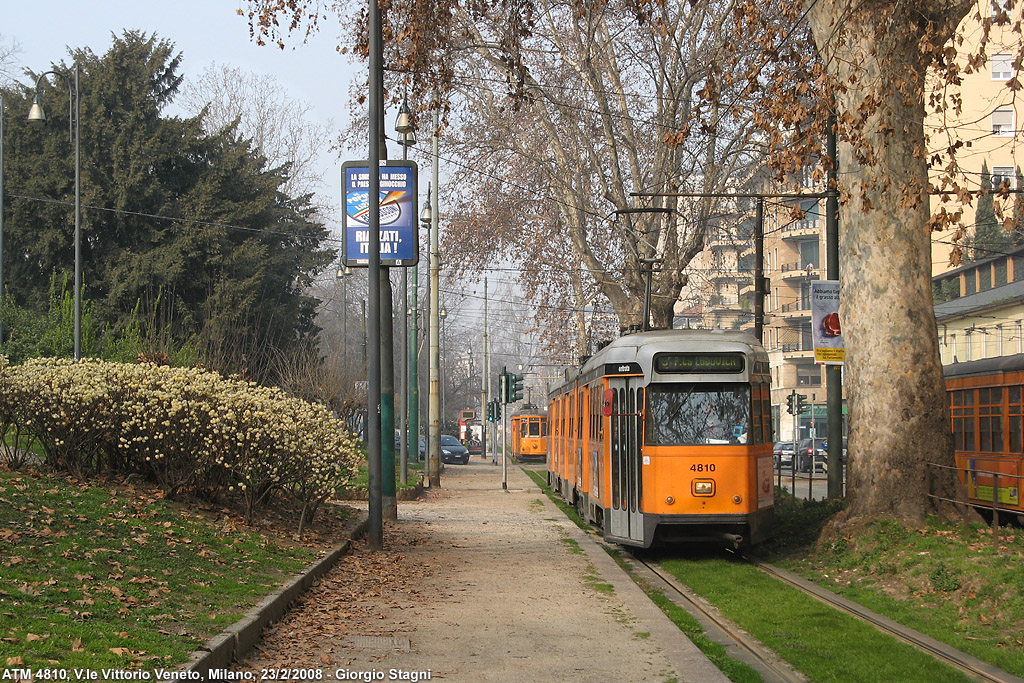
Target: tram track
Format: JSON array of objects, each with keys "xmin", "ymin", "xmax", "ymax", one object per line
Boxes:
[
  {"xmin": 627, "ymin": 547, "xmax": 1022, "ymax": 683},
  {"xmin": 741, "ymin": 554, "xmax": 1023, "ymax": 683},
  {"xmin": 625, "ymin": 552, "xmax": 808, "ymax": 683}
]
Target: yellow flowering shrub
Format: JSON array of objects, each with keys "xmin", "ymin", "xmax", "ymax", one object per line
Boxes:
[{"xmin": 0, "ymin": 356, "xmax": 363, "ymax": 529}]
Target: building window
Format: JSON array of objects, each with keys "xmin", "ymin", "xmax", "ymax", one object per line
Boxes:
[
  {"xmin": 799, "ymin": 240, "xmax": 819, "ymax": 270},
  {"xmin": 993, "ymin": 166, "xmax": 1015, "ymax": 189},
  {"xmin": 798, "ymin": 365, "xmax": 821, "ymax": 386},
  {"xmin": 965, "ymin": 270, "xmax": 977, "ymax": 295},
  {"xmin": 992, "ymin": 109, "xmax": 1014, "ymax": 137},
  {"xmin": 992, "ymin": 54, "xmax": 1014, "ymax": 80}
]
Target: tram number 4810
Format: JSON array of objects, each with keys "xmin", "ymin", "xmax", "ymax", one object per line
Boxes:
[{"xmin": 690, "ymin": 463, "xmax": 716, "ymax": 472}]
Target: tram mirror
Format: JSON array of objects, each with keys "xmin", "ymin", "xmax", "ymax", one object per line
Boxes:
[{"xmin": 602, "ymin": 388, "xmax": 615, "ymax": 416}]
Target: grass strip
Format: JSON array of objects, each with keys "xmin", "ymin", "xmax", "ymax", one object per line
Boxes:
[
  {"xmin": 772, "ymin": 515, "xmax": 1024, "ymax": 677},
  {"xmin": 660, "ymin": 554, "xmax": 973, "ymax": 682},
  {"xmin": 0, "ymin": 468, "xmax": 321, "ymax": 670}
]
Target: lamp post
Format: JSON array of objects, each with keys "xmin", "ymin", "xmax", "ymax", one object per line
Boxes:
[
  {"xmin": 414, "ymin": 191, "xmax": 430, "ymax": 467},
  {"xmin": 439, "ymin": 307, "xmax": 447, "ymax": 432},
  {"xmin": 427, "ymin": 110, "xmax": 441, "ymax": 487},
  {"xmin": 395, "ymin": 96, "xmax": 415, "ymax": 486},
  {"xmin": 0, "ymin": 93, "xmax": 5, "ymax": 347},
  {"xmin": 28, "ymin": 65, "xmax": 81, "ymax": 359},
  {"xmin": 336, "ymin": 266, "xmax": 352, "ymax": 402}
]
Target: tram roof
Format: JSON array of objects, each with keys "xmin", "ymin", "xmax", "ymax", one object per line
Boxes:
[
  {"xmin": 943, "ymin": 352, "xmax": 1024, "ymax": 379},
  {"xmin": 550, "ymin": 328, "xmax": 766, "ymax": 395}
]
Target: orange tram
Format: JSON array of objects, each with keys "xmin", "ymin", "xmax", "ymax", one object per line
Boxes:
[
  {"xmin": 511, "ymin": 408, "xmax": 548, "ymax": 462},
  {"xmin": 547, "ymin": 329, "xmax": 775, "ymax": 548},
  {"xmin": 944, "ymin": 354, "xmax": 1024, "ymax": 524}
]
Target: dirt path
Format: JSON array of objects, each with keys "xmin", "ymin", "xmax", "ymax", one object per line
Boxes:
[{"xmin": 233, "ymin": 459, "xmax": 727, "ymax": 682}]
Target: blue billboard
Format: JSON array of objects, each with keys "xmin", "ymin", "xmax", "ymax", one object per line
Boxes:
[{"xmin": 342, "ymin": 160, "xmax": 419, "ymax": 267}]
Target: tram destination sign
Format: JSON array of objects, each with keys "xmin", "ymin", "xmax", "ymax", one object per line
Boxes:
[
  {"xmin": 654, "ymin": 353, "xmax": 745, "ymax": 374},
  {"xmin": 342, "ymin": 160, "xmax": 419, "ymax": 268}
]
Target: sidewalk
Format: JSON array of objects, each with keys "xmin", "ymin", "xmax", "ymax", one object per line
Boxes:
[{"xmin": 233, "ymin": 459, "xmax": 728, "ymax": 682}]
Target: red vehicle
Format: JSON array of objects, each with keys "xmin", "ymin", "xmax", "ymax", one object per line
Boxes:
[{"xmin": 459, "ymin": 409, "xmax": 482, "ymax": 455}]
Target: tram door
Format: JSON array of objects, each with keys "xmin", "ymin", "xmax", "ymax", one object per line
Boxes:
[{"xmin": 608, "ymin": 377, "xmax": 644, "ymax": 543}]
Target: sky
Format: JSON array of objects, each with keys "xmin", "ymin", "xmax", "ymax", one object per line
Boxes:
[
  {"xmin": 1, "ymin": 0, "xmax": 537, "ymax": 364},
  {"xmin": 2, "ymin": 0, "xmax": 371, "ymax": 232}
]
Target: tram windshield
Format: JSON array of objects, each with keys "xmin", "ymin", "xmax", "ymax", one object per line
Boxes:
[
  {"xmin": 645, "ymin": 382, "xmax": 750, "ymax": 446},
  {"xmin": 524, "ymin": 418, "xmax": 547, "ymax": 437}
]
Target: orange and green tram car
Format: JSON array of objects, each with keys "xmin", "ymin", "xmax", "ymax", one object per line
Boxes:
[
  {"xmin": 945, "ymin": 354, "xmax": 1024, "ymax": 524},
  {"xmin": 547, "ymin": 329, "xmax": 775, "ymax": 548},
  {"xmin": 511, "ymin": 408, "xmax": 548, "ymax": 462}
]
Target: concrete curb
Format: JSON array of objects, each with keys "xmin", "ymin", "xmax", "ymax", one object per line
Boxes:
[{"xmin": 182, "ymin": 515, "xmax": 370, "ymax": 680}]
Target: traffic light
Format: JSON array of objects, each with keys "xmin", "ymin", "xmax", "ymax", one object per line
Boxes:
[
  {"xmin": 796, "ymin": 393, "xmax": 809, "ymax": 414},
  {"xmin": 499, "ymin": 367, "xmax": 509, "ymax": 405},
  {"xmin": 486, "ymin": 399, "xmax": 499, "ymax": 422},
  {"xmin": 491, "ymin": 398, "xmax": 501, "ymax": 422},
  {"xmin": 509, "ymin": 372, "xmax": 525, "ymax": 402},
  {"xmin": 786, "ymin": 392, "xmax": 795, "ymax": 415}
]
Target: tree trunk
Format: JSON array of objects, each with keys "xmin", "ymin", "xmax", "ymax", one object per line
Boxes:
[{"xmin": 805, "ymin": 0, "xmax": 971, "ymax": 529}]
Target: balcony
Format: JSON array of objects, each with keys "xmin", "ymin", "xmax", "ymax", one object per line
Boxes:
[
  {"xmin": 777, "ymin": 301, "xmax": 811, "ymax": 320},
  {"xmin": 779, "ymin": 262, "xmax": 819, "ymax": 280},
  {"xmin": 780, "ymin": 220, "xmax": 821, "ymax": 240}
]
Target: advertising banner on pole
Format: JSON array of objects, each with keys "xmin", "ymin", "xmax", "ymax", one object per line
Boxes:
[
  {"xmin": 342, "ymin": 160, "xmax": 419, "ymax": 267},
  {"xmin": 811, "ymin": 280, "xmax": 844, "ymax": 365}
]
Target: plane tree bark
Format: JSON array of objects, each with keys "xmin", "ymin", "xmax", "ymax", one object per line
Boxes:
[{"xmin": 801, "ymin": 0, "xmax": 974, "ymax": 529}]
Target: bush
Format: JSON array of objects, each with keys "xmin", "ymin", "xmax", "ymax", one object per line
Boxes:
[{"xmin": 0, "ymin": 356, "xmax": 362, "ymax": 531}]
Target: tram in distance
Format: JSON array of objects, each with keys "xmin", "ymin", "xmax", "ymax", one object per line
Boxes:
[
  {"xmin": 510, "ymin": 406, "xmax": 548, "ymax": 463},
  {"xmin": 547, "ymin": 329, "xmax": 775, "ymax": 548},
  {"xmin": 944, "ymin": 354, "xmax": 1024, "ymax": 524}
]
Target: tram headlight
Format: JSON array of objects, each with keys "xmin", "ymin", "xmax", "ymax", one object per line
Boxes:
[
  {"xmin": 666, "ymin": 496, "xmax": 675, "ymax": 505},
  {"xmin": 692, "ymin": 480, "xmax": 715, "ymax": 496}
]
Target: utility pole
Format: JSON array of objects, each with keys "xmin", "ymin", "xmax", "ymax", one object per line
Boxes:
[
  {"xmin": 754, "ymin": 197, "xmax": 766, "ymax": 343},
  {"xmin": 427, "ymin": 109, "xmax": 441, "ymax": 487},
  {"xmin": 481, "ymin": 278, "xmax": 489, "ymax": 462},
  {"xmin": 825, "ymin": 112, "xmax": 844, "ymax": 500},
  {"xmin": 365, "ymin": 0, "xmax": 384, "ymax": 549}
]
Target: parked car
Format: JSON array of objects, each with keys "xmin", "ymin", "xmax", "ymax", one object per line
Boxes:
[
  {"xmin": 440, "ymin": 434, "xmax": 470, "ymax": 464},
  {"xmin": 795, "ymin": 438, "xmax": 827, "ymax": 473},
  {"xmin": 773, "ymin": 441, "xmax": 795, "ymax": 468}
]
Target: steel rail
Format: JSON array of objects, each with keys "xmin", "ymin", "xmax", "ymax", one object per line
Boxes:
[
  {"xmin": 627, "ymin": 553, "xmax": 807, "ymax": 683},
  {"xmin": 743, "ymin": 555, "xmax": 1023, "ymax": 683}
]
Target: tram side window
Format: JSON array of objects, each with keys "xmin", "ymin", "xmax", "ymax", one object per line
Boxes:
[
  {"xmin": 1010, "ymin": 386, "xmax": 1023, "ymax": 452},
  {"xmin": 979, "ymin": 387, "xmax": 1004, "ymax": 452},
  {"xmin": 761, "ymin": 385, "xmax": 773, "ymax": 443},
  {"xmin": 951, "ymin": 389, "xmax": 976, "ymax": 451},
  {"xmin": 578, "ymin": 389, "xmax": 586, "ymax": 439},
  {"xmin": 645, "ymin": 383, "xmax": 751, "ymax": 446}
]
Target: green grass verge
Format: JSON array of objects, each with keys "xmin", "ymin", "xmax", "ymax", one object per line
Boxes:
[
  {"xmin": 0, "ymin": 468, "xmax": 322, "ymax": 669},
  {"xmin": 764, "ymin": 505, "xmax": 1024, "ymax": 678},
  {"xmin": 659, "ymin": 553, "xmax": 972, "ymax": 682}
]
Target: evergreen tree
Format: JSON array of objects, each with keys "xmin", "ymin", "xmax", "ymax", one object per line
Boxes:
[
  {"xmin": 2, "ymin": 32, "xmax": 332, "ymax": 380},
  {"xmin": 969, "ymin": 162, "xmax": 1012, "ymax": 263}
]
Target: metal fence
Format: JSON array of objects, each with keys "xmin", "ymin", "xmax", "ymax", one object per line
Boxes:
[{"xmin": 927, "ymin": 462, "xmax": 1022, "ymax": 547}]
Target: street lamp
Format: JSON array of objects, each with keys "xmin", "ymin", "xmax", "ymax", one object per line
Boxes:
[
  {"xmin": 395, "ymin": 96, "xmax": 416, "ymax": 485},
  {"xmin": 28, "ymin": 65, "xmax": 81, "ymax": 360},
  {"xmin": 336, "ymin": 266, "xmax": 352, "ymax": 377},
  {"xmin": 439, "ymin": 307, "xmax": 447, "ymax": 431}
]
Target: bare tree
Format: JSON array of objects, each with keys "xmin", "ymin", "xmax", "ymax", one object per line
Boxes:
[
  {"xmin": 0, "ymin": 35, "xmax": 21, "ymax": 87},
  {"xmin": 178, "ymin": 63, "xmax": 335, "ymax": 214},
  {"xmin": 433, "ymin": 0, "xmax": 764, "ymax": 358}
]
